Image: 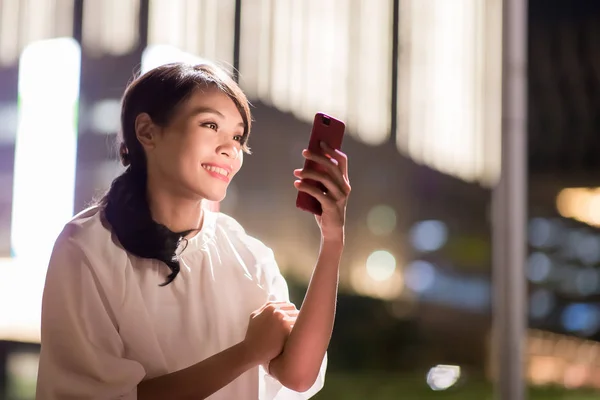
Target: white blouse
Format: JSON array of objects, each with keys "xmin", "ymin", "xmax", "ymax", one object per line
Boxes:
[{"xmin": 36, "ymin": 206, "xmax": 326, "ymax": 399}]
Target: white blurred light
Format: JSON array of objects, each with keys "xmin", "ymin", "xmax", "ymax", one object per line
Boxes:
[
  {"xmin": 410, "ymin": 220, "xmax": 448, "ymax": 252},
  {"xmin": 405, "ymin": 260, "xmax": 436, "ymax": 293},
  {"xmin": 427, "ymin": 365, "xmax": 461, "ymax": 391},
  {"xmin": 0, "ymin": 0, "xmax": 74, "ymax": 66},
  {"xmin": 148, "ymin": 0, "xmax": 235, "ymax": 70},
  {"xmin": 11, "ymin": 38, "xmax": 81, "ymax": 263},
  {"xmin": 366, "ymin": 250, "xmax": 397, "ymax": 281},
  {"xmin": 529, "ymin": 289, "xmax": 555, "ymax": 320},
  {"xmin": 90, "ymin": 99, "xmax": 121, "ymax": 134},
  {"xmin": 397, "ymin": 0, "xmax": 502, "ymax": 185},
  {"xmin": 0, "ymin": 0, "xmax": 20, "ymax": 66},
  {"xmin": 4, "ymin": 38, "xmax": 80, "ymax": 343},
  {"xmin": 0, "ymin": 257, "xmax": 45, "ymax": 342},
  {"xmin": 350, "ymin": 263, "xmax": 403, "ymax": 300},
  {"xmin": 526, "ymin": 252, "xmax": 552, "ymax": 283},
  {"xmin": 83, "ymin": 0, "xmax": 140, "ymax": 57},
  {"xmin": 142, "ymin": 44, "xmax": 209, "ymax": 74},
  {"xmin": 367, "ymin": 205, "xmax": 397, "ymax": 236},
  {"xmin": 240, "ymin": 0, "xmax": 392, "ymax": 146}
]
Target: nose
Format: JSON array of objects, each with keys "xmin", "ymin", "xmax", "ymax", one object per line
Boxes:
[{"xmin": 218, "ymin": 142, "xmax": 240, "ymax": 159}]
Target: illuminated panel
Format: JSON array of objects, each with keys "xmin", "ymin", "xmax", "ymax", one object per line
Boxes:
[
  {"xmin": 2, "ymin": 37, "xmax": 81, "ymax": 343},
  {"xmin": 346, "ymin": 0, "xmax": 392, "ymax": 145},
  {"xmin": 0, "ymin": 0, "xmax": 20, "ymax": 66},
  {"xmin": 238, "ymin": 0, "xmax": 272, "ymax": 100},
  {"xmin": 142, "ymin": 44, "xmax": 211, "ymax": 74},
  {"xmin": 240, "ymin": 0, "xmax": 392, "ymax": 146},
  {"xmin": 11, "ymin": 37, "xmax": 81, "ymax": 261},
  {"xmin": 82, "ymin": 0, "xmax": 140, "ymax": 57},
  {"xmin": 397, "ymin": 0, "xmax": 502, "ymax": 185},
  {"xmin": 148, "ymin": 0, "xmax": 236, "ymax": 70},
  {"xmin": 0, "ymin": 0, "xmax": 74, "ymax": 66}
]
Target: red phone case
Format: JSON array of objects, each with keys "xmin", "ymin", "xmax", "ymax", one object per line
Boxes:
[{"xmin": 296, "ymin": 113, "xmax": 346, "ymax": 215}]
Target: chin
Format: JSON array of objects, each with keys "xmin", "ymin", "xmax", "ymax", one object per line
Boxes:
[{"xmin": 198, "ymin": 189, "xmax": 227, "ymax": 203}]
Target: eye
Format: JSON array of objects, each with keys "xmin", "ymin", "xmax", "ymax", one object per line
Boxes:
[
  {"xmin": 233, "ymin": 134, "xmax": 244, "ymax": 142},
  {"xmin": 202, "ymin": 122, "xmax": 218, "ymax": 131}
]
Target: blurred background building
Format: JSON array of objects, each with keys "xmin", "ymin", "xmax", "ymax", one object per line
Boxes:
[{"xmin": 1, "ymin": 0, "xmax": 600, "ymax": 399}]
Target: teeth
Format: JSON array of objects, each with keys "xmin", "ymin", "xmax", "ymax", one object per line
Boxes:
[{"xmin": 202, "ymin": 165, "xmax": 229, "ymax": 177}]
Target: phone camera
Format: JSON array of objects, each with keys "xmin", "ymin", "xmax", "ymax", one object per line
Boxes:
[{"xmin": 322, "ymin": 116, "xmax": 331, "ymax": 126}]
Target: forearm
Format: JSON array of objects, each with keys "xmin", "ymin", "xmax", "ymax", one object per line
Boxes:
[
  {"xmin": 270, "ymin": 238, "xmax": 343, "ymax": 392},
  {"xmin": 138, "ymin": 341, "xmax": 259, "ymax": 400}
]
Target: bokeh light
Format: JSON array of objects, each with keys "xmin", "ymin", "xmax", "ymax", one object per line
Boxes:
[
  {"xmin": 409, "ymin": 220, "xmax": 448, "ymax": 252},
  {"xmin": 426, "ymin": 364, "xmax": 461, "ymax": 391},
  {"xmin": 366, "ymin": 250, "xmax": 397, "ymax": 282},
  {"xmin": 404, "ymin": 260, "xmax": 436, "ymax": 293},
  {"xmin": 366, "ymin": 205, "xmax": 397, "ymax": 236},
  {"xmin": 527, "ymin": 252, "xmax": 552, "ymax": 283}
]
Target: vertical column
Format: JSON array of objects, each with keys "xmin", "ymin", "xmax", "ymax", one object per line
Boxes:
[{"xmin": 491, "ymin": 0, "xmax": 528, "ymax": 399}]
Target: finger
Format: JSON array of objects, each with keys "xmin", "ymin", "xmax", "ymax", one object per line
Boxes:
[
  {"xmin": 303, "ymin": 149, "xmax": 343, "ymax": 177},
  {"xmin": 277, "ymin": 304, "xmax": 298, "ymax": 311},
  {"xmin": 264, "ymin": 302, "xmax": 298, "ymax": 314},
  {"xmin": 267, "ymin": 301, "xmax": 296, "ymax": 308},
  {"xmin": 281, "ymin": 308, "xmax": 300, "ymax": 316},
  {"xmin": 319, "ymin": 142, "xmax": 349, "ymax": 177},
  {"xmin": 256, "ymin": 301, "xmax": 288, "ymax": 314},
  {"xmin": 293, "ymin": 169, "xmax": 345, "ymax": 200},
  {"xmin": 294, "ymin": 180, "xmax": 334, "ymax": 207},
  {"xmin": 301, "ymin": 150, "xmax": 349, "ymax": 195}
]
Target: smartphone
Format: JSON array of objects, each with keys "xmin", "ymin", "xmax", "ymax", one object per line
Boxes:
[{"xmin": 296, "ymin": 112, "xmax": 346, "ymax": 216}]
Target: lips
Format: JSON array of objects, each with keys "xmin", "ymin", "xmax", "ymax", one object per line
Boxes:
[{"xmin": 201, "ymin": 163, "xmax": 232, "ymax": 183}]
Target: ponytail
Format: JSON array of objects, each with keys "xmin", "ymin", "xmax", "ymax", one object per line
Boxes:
[{"xmin": 101, "ymin": 166, "xmax": 191, "ymax": 286}]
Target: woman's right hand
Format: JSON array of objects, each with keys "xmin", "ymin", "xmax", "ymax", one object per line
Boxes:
[{"xmin": 243, "ymin": 301, "xmax": 298, "ymax": 364}]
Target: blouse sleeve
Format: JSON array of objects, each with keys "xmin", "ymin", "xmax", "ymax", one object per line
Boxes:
[
  {"xmin": 257, "ymin": 247, "xmax": 328, "ymax": 400},
  {"xmin": 36, "ymin": 231, "xmax": 146, "ymax": 400}
]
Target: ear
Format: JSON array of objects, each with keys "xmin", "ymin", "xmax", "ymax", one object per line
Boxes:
[{"xmin": 135, "ymin": 113, "xmax": 158, "ymax": 150}]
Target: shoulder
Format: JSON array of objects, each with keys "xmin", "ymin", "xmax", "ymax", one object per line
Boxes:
[
  {"xmin": 51, "ymin": 205, "xmax": 127, "ymax": 272},
  {"xmin": 213, "ymin": 211, "xmax": 276, "ymax": 264}
]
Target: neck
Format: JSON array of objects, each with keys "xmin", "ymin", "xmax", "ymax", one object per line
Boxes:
[{"xmin": 146, "ymin": 175, "xmax": 205, "ymax": 235}]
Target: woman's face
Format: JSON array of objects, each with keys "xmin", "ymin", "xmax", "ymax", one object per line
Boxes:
[{"xmin": 142, "ymin": 86, "xmax": 246, "ymax": 202}]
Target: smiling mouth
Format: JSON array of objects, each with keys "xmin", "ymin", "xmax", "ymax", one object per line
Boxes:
[{"xmin": 201, "ymin": 164, "xmax": 230, "ymax": 177}]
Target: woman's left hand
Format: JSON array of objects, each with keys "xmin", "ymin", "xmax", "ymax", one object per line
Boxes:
[{"xmin": 294, "ymin": 142, "xmax": 351, "ymax": 243}]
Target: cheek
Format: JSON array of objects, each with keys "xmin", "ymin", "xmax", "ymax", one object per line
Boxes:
[{"xmin": 233, "ymin": 152, "xmax": 243, "ymax": 174}]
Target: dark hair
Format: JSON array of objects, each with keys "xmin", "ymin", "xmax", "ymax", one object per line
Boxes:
[{"xmin": 100, "ymin": 62, "xmax": 252, "ymax": 286}]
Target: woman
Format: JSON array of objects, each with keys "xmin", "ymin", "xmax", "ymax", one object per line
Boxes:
[{"xmin": 36, "ymin": 62, "xmax": 351, "ymax": 399}]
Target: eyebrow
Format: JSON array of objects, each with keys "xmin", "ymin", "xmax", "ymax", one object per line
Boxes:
[{"xmin": 191, "ymin": 107, "xmax": 245, "ymax": 127}]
